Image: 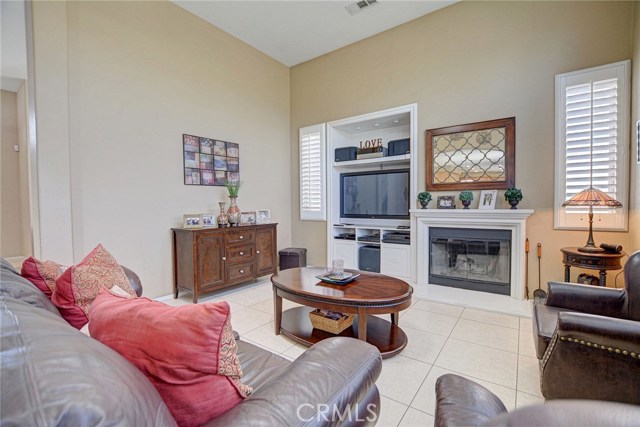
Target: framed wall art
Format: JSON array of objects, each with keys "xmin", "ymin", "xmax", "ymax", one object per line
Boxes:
[
  {"xmin": 478, "ymin": 190, "xmax": 498, "ymax": 210},
  {"xmin": 426, "ymin": 117, "xmax": 515, "ymax": 191},
  {"xmin": 437, "ymin": 195, "xmax": 456, "ymax": 209},
  {"xmin": 183, "ymin": 134, "xmax": 240, "ymax": 186},
  {"xmin": 256, "ymin": 209, "xmax": 271, "ymax": 224}
]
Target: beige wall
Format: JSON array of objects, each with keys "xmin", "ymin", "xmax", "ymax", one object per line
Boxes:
[
  {"xmin": 16, "ymin": 82, "xmax": 32, "ymax": 258},
  {"xmin": 1, "ymin": 90, "xmax": 25, "ymax": 257},
  {"xmin": 631, "ymin": 2, "xmax": 640, "ymax": 252},
  {"xmin": 290, "ymin": 1, "xmax": 635, "ymax": 294},
  {"xmin": 32, "ymin": 1, "xmax": 291, "ymax": 298}
]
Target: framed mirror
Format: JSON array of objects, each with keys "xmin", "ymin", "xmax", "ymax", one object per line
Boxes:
[{"xmin": 425, "ymin": 117, "xmax": 515, "ymax": 191}]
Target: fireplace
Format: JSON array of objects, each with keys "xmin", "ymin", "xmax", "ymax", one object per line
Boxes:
[
  {"xmin": 429, "ymin": 228, "xmax": 511, "ymax": 295},
  {"xmin": 413, "ymin": 209, "xmax": 533, "ymax": 300}
]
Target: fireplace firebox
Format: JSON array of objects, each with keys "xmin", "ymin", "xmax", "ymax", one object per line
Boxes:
[{"xmin": 429, "ymin": 227, "xmax": 511, "ymax": 295}]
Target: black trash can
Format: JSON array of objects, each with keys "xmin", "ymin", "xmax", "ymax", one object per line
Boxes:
[{"xmin": 279, "ymin": 248, "xmax": 307, "ymax": 271}]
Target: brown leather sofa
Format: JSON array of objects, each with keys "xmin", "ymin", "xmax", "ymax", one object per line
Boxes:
[
  {"xmin": 532, "ymin": 250, "xmax": 640, "ymax": 404},
  {"xmin": 0, "ymin": 259, "xmax": 382, "ymax": 426},
  {"xmin": 434, "ymin": 373, "xmax": 640, "ymax": 427}
]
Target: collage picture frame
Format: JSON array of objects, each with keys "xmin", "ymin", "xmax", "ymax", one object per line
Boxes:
[{"xmin": 183, "ymin": 134, "xmax": 240, "ymax": 186}]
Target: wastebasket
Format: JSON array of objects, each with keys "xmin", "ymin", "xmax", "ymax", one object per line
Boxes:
[{"xmin": 279, "ymin": 248, "xmax": 307, "ymax": 271}]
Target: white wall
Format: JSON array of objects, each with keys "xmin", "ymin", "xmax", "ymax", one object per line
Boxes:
[{"xmin": 31, "ymin": 1, "xmax": 291, "ymax": 297}]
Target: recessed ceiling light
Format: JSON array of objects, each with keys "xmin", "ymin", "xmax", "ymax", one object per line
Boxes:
[{"xmin": 345, "ymin": 0, "xmax": 380, "ymax": 16}]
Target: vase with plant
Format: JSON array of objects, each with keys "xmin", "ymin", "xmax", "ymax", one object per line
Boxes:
[
  {"xmin": 225, "ymin": 180, "xmax": 242, "ymax": 226},
  {"xmin": 417, "ymin": 191, "xmax": 432, "ymax": 209},
  {"xmin": 504, "ymin": 187, "xmax": 523, "ymax": 209},
  {"xmin": 459, "ymin": 190, "xmax": 473, "ymax": 209}
]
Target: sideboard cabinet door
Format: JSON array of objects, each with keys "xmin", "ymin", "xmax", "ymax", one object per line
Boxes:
[
  {"xmin": 197, "ymin": 232, "xmax": 225, "ymax": 290},
  {"xmin": 256, "ymin": 225, "xmax": 277, "ymax": 276}
]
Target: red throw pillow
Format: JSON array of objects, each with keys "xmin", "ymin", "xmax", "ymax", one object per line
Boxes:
[
  {"xmin": 89, "ymin": 290, "xmax": 252, "ymax": 426},
  {"xmin": 21, "ymin": 257, "xmax": 66, "ymax": 298},
  {"xmin": 51, "ymin": 244, "xmax": 135, "ymax": 329}
]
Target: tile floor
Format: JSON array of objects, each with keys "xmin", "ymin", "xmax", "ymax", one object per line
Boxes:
[{"xmin": 165, "ymin": 279, "xmax": 543, "ymax": 427}]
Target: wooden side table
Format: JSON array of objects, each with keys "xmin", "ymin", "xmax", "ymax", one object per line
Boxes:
[{"xmin": 560, "ymin": 247, "xmax": 624, "ymax": 287}]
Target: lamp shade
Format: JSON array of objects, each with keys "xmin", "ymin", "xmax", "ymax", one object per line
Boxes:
[{"xmin": 561, "ymin": 187, "xmax": 622, "ymax": 208}]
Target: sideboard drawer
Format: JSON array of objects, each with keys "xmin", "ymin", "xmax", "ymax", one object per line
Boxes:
[
  {"xmin": 227, "ymin": 244, "xmax": 255, "ymax": 263},
  {"xmin": 226, "ymin": 229, "xmax": 255, "ymax": 245},
  {"xmin": 226, "ymin": 261, "xmax": 256, "ymax": 285}
]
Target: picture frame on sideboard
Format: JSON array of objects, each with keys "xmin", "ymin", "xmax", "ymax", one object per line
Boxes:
[{"xmin": 256, "ymin": 209, "xmax": 271, "ymax": 224}]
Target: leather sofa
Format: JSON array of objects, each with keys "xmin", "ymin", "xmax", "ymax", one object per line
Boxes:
[
  {"xmin": 434, "ymin": 373, "xmax": 640, "ymax": 427},
  {"xmin": 532, "ymin": 250, "xmax": 640, "ymax": 404},
  {"xmin": 0, "ymin": 259, "xmax": 382, "ymax": 426}
]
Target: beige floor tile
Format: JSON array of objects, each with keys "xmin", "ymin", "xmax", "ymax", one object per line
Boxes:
[
  {"xmin": 517, "ymin": 355, "xmax": 542, "ymax": 397},
  {"xmin": 434, "ymin": 338, "xmax": 518, "ymax": 388},
  {"xmin": 243, "ymin": 322, "xmax": 297, "ymax": 354},
  {"xmin": 399, "ymin": 408, "xmax": 434, "ymax": 427},
  {"xmin": 519, "ymin": 317, "xmax": 533, "ymax": 332},
  {"xmin": 410, "ymin": 366, "xmax": 516, "ymax": 415},
  {"xmin": 516, "ymin": 391, "xmax": 544, "ymax": 409},
  {"xmin": 377, "ymin": 355, "xmax": 432, "ymax": 405},
  {"xmin": 401, "ymin": 326, "xmax": 448, "ymax": 364},
  {"xmin": 412, "ymin": 300, "xmax": 464, "ymax": 318},
  {"xmin": 400, "ymin": 308, "xmax": 459, "ymax": 337},
  {"xmin": 230, "ymin": 307, "xmax": 273, "ymax": 335},
  {"xmin": 224, "ymin": 288, "xmax": 272, "ymax": 306},
  {"xmin": 461, "ymin": 308, "xmax": 520, "ymax": 329},
  {"xmin": 450, "ymin": 318, "xmax": 519, "ymax": 353},
  {"xmin": 249, "ymin": 297, "xmax": 300, "ymax": 315},
  {"xmin": 376, "ymin": 396, "xmax": 408, "ymax": 427},
  {"xmin": 280, "ymin": 344, "xmax": 307, "ymax": 361},
  {"xmin": 518, "ymin": 330, "xmax": 537, "ymax": 358}
]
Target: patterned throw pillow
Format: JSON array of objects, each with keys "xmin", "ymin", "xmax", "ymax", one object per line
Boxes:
[
  {"xmin": 21, "ymin": 257, "xmax": 66, "ymax": 298},
  {"xmin": 89, "ymin": 291, "xmax": 252, "ymax": 426},
  {"xmin": 51, "ymin": 244, "xmax": 135, "ymax": 329}
]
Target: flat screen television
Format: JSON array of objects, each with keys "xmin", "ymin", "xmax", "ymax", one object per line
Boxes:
[{"xmin": 340, "ymin": 169, "xmax": 410, "ymax": 219}]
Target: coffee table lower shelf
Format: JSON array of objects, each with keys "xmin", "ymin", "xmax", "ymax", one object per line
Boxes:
[{"xmin": 279, "ymin": 306, "xmax": 408, "ymax": 359}]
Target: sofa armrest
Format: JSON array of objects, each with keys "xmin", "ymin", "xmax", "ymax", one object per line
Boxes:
[
  {"xmin": 553, "ymin": 312, "xmax": 640, "ymax": 353},
  {"xmin": 434, "ymin": 374, "xmax": 507, "ymax": 427},
  {"xmin": 545, "ymin": 281, "xmax": 627, "ymax": 318},
  {"xmin": 121, "ymin": 265, "xmax": 143, "ymax": 297},
  {"xmin": 204, "ymin": 337, "xmax": 382, "ymax": 427}
]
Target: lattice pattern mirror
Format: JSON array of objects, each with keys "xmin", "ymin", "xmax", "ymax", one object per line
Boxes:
[{"xmin": 425, "ymin": 118, "xmax": 515, "ymax": 191}]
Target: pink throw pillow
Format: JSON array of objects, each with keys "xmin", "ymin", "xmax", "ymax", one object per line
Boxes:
[
  {"xmin": 89, "ymin": 290, "xmax": 252, "ymax": 426},
  {"xmin": 21, "ymin": 257, "xmax": 66, "ymax": 298},
  {"xmin": 51, "ymin": 244, "xmax": 135, "ymax": 329}
]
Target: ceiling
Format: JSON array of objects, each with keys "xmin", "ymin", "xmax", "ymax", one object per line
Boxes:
[{"xmin": 173, "ymin": 0, "xmax": 457, "ymax": 67}]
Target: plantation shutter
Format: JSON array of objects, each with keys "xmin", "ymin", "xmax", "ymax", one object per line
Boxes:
[
  {"xmin": 299, "ymin": 124, "xmax": 326, "ymax": 221},
  {"xmin": 564, "ymin": 78, "xmax": 618, "ymax": 203},
  {"xmin": 554, "ymin": 60, "xmax": 630, "ymax": 231}
]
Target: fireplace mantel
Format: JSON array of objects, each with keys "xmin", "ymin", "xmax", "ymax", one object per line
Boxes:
[{"xmin": 411, "ymin": 209, "xmax": 534, "ymax": 300}]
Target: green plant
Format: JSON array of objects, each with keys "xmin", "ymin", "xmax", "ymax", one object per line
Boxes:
[
  {"xmin": 417, "ymin": 191, "xmax": 432, "ymax": 204},
  {"xmin": 224, "ymin": 179, "xmax": 242, "ymax": 197},
  {"xmin": 504, "ymin": 187, "xmax": 523, "ymax": 202},
  {"xmin": 459, "ymin": 190, "xmax": 473, "ymax": 202}
]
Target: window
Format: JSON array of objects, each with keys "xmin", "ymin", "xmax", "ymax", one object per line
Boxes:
[
  {"xmin": 299, "ymin": 123, "xmax": 326, "ymax": 221},
  {"xmin": 554, "ymin": 61, "xmax": 630, "ymax": 231}
]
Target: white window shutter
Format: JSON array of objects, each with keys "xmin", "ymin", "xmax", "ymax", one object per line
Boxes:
[
  {"xmin": 554, "ymin": 61, "xmax": 630, "ymax": 231},
  {"xmin": 299, "ymin": 124, "xmax": 326, "ymax": 221}
]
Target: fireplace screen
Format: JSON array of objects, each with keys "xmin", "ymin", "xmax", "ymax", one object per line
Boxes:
[{"xmin": 429, "ymin": 227, "xmax": 511, "ymax": 295}]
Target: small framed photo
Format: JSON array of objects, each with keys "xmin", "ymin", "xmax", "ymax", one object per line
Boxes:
[
  {"xmin": 240, "ymin": 211, "xmax": 256, "ymax": 225},
  {"xmin": 437, "ymin": 195, "xmax": 456, "ymax": 209},
  {"xmin": 183, "ymin": 214, "xmax": 201, "ymax": 228},
  {"xmin": 200, "ymin": 214, "xmax": 215, "ymax": 227},
  {"xmin": 479, "ymin": 190, "xmax": 498, "ymax": 210},
  {"xmin": 256, "ymin": 209, "xmax": 271, "ymax": 224}
]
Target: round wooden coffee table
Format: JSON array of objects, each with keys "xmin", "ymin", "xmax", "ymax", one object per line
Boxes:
[{"xmin": 271, "ymin": 267, "xmax": 413, "ymax": 358}]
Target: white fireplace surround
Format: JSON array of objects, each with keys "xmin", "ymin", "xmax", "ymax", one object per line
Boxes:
[{"xmin": 412, "ymin": 209, "xmax": 534, "ymax": 300}]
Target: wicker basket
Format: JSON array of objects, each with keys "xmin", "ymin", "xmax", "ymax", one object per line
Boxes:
[{"xmin": 309, "ymin": 309, "xmax": 354, "ymax": 334}]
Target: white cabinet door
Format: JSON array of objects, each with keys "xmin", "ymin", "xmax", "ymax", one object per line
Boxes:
[
  {"xmin": 333, "ymin": 241, "xmax": 357, "ymax": 270},
  {"xmin": 381, "ymin": 244, "xmax": 411, "ymax": 278}
]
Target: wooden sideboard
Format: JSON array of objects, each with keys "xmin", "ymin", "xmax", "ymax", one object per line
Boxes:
[{"xmin": 172, "ymin": 223, "xmax": 277, "ymax": 303}]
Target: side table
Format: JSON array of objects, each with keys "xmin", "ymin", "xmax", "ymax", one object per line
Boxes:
[{"xmin": 560, "ymin": 247, "xmax": 624, "ymax": 287}]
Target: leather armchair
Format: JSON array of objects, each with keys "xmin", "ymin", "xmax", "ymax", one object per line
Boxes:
[
  {"xmin": 434, "ymin": 374, "xmax": 640, "ymax": 427},
  {"xmin": 532, "ymin": 250, "xmax": 640, "ymax": 404}
]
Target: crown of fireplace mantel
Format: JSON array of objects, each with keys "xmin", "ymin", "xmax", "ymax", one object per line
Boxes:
[{"xmin": 411, "ymin": 208, "xmax": 534, "ymax": 300}]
